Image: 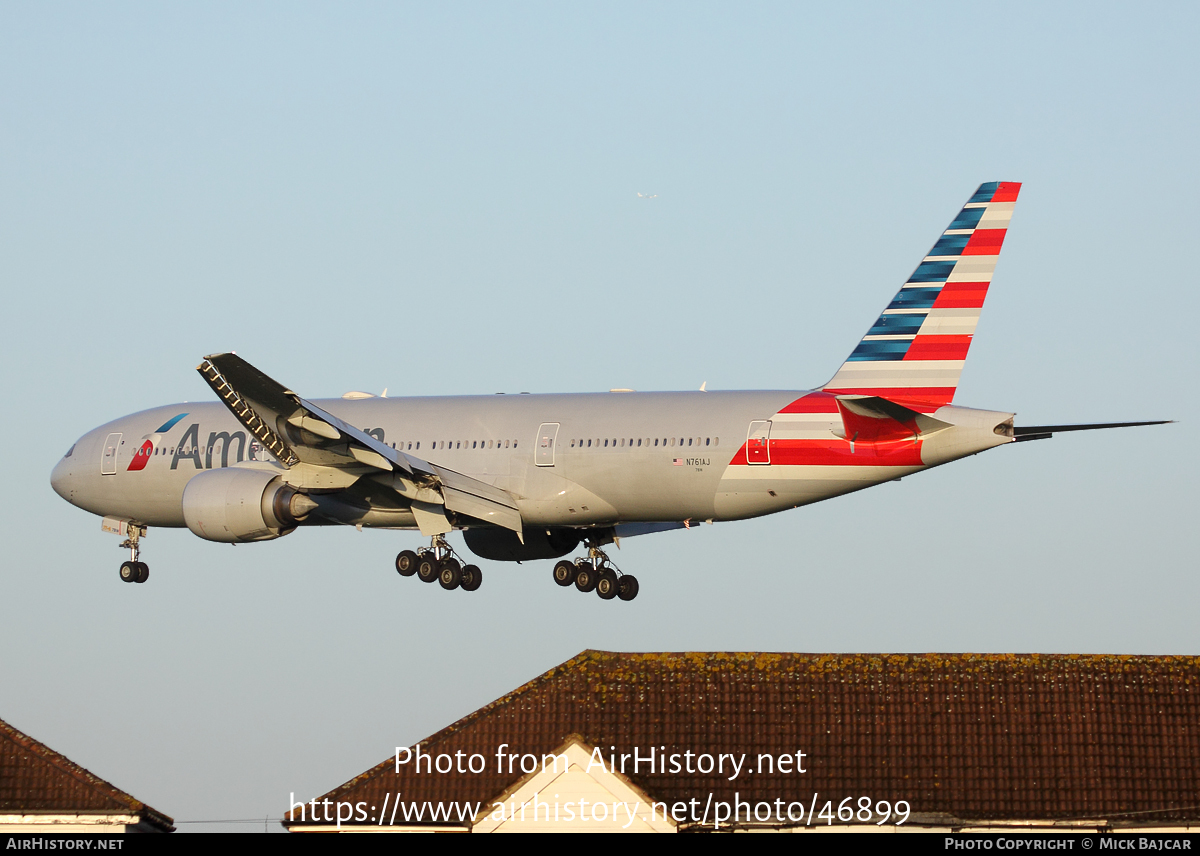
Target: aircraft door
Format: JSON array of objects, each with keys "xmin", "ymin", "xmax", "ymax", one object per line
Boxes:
[
  {"xmin": 101, "ymin": 433, "xmax": 122, "ymax": 475},
  {"xmin": 534, "ymin": 423, "xmax": 560, "ymax": 467},
  {"xmin": 746, "ymin": 421, "xmax": 772, "ymax": 465}
]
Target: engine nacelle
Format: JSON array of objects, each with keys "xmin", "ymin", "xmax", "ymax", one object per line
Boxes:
[
  {"xmin": 182, "ymin": 467, "xmax": 315, "ymax": 543},
  {"xmin": 463, "ymin": 527, "xmax": 580, "ymax": 562}
]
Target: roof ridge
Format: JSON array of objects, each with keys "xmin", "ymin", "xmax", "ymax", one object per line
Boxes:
[
  {"xmin": 0, "ymin": 716, "xmax": 174, "ymax": 830},
  {"xmin": 305, "ymin": 650, "xmax": 1200, "ymax": 807}
]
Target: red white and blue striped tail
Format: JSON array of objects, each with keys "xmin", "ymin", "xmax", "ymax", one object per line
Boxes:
[{"xmin": 822, "ymin": 181, "xmax": 1021, "ymax": 410}]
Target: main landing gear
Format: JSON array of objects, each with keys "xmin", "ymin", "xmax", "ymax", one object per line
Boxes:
[
  {"xmin": 553, "ymin": 542, "xmax": 639, "ymax": 602},
  {"xmin": 118, "ymin": 524, "xmax": 149, "ymax": 584},
  {"xmin": 395, "ymin": 535, "xmax": 482, "ymax": 593}
]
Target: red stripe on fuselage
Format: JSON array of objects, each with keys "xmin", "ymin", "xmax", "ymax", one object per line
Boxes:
[
  {"xmin": 932, "ymin": 282, "xmax": 989, "ymax": 309},
  {"xmin": 728, "ymin": 438, "xmax": 924, "ymax": 467},
  {"xmin": 778, "ymin": 391, "xmax": 840, "ymax": 413},
  {"xmin": 903, "ymin": 335, "xmax": 972, "ymax": 361}
]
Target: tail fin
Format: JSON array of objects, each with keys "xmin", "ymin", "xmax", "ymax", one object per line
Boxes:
[{"xmin": 822, "ymin": 181, "xmax": 1021, "ymax": 410}]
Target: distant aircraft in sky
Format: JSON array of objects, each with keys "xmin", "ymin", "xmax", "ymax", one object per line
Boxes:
[
  {"xmin": 50, "ymin": 182, "xmax": 1168, "ymax": 601},
  {"xmin": 637, "ymin": 192, "xmax": 657, "ymax": 199}
]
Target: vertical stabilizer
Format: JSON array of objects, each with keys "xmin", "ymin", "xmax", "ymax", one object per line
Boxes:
[{"xmin": 822, "ymin": 181, "xmax": 1021, "ymax": 409}]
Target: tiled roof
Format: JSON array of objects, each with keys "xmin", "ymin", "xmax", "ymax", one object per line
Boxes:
[
  {"xmin": 0, "ymin": 717, "xmax": 174, "ymax": 831},
  {"xmin": 291, "ymin": 651, "xmax": 1200, "ymax": 828}
]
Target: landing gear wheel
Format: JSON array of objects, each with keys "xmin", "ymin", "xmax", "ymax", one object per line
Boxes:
[
  {"xmin": 460, "ymin": 564, "xmax": 482, "ymax": 592},
  {"xmin": 119, "ymin": 561, "xmax": 138, "ymax": 583},
  {"xmin": 617, "ymin": 574, "xmax": 639, "ymax": 601},
  {"xmin": 596, "ymin": 568, "xmax": 619, "ymax": 600},
  {"xmin": 135, "ymin": 562, "xmax": 149, "ymax": 584},
  {"xmin": 395, "ymin": 550, "xmax": 419, "ymax": 577},
  {"xmin": 438, "ymin": 558, "xmax": 462, "ymax": 590},
  {"xmin": 416, "ymin": 554, "xmax": 439, "ymax": 583},
  {"xmin": 575, "ymin": 566, "xmax": 599, "ymax": 593},
  {"xmin": 553, "ymin": 560, "xmax": 577, "ymax": 587}
]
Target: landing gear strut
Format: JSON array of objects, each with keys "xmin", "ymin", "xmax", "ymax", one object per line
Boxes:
[
  {"xmin": 552, "ymin": 538, "xmax": 638, "ymax": 602},
  {"xmin": 394, "ymin": 535, "xmax": 482, "ymax": 593},
  {"xmin": 118, "ymin": 524, "xmax": 149, "ymax": 584}
]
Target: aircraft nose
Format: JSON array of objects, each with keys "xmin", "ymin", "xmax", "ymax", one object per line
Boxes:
[{"xmin": 50, "ymin": 449, "xmax": 77, "ymax": 502}]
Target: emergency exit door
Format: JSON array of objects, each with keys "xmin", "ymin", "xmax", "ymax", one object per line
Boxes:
[
  {"xmin": 746, "ymin": 421, "xmax": 772, "ymax": 465},
  {"xmin": 535, "ymin": 423, "xmax": 560, "ymax": 467},
  {"xmin": 101, "ymin": 433, "xmax": 122, "ymax": 475}
]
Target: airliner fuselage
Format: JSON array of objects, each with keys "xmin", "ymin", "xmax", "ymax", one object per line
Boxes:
[{"xmin": 51, "ymin": 391, "xmax": 1013, "ymax": 531}]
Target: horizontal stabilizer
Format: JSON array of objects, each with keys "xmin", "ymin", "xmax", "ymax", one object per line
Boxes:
[
  {"xmin": 1013, "ymin": 420, "xmax": 1173, "ymax": 442},
  {"xmin": 835, "ymin": 395, "xmax": 952, "ymax": 443}
]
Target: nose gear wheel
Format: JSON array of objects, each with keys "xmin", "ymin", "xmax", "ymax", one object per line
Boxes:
[{"xmin": 117, "ymin": 525, "xmax": 150, "ymax": 584}]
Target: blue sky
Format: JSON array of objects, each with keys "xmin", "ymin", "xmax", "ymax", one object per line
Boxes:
[{"xmin": 2, "ymin": 2, "xmax": 1196, "ymax": 831}]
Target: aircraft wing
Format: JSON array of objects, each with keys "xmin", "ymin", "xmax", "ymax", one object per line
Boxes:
[{"xmin": 197, "ymin": 354, "xmax": 523, "ymax": 538}]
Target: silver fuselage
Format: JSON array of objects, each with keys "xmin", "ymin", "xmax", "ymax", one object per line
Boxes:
[{"xmin": 51, "ymin": 390, "xmax": 1013, "ymax": 536}]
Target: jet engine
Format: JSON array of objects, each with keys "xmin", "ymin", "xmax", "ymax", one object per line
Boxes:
[
  {"xmin": 463, "ymin": 527, "xmax": 580, "ymax": 562},
  {"xmin": 182, "ymin": 467, "xmax": 317, "ymax": 543}
]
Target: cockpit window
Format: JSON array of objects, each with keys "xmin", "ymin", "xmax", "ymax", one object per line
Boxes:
[{"xmin": 64, "ymin": 444, "xmax": 75, "ymax": 458}]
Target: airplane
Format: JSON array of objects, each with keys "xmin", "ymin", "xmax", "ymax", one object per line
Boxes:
[{"xmin": 49, "ymin": 182, "xmax": 1169, "ymax": 601}]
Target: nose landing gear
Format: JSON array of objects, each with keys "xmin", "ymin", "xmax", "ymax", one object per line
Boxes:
[
  {"xmin": 118, "ymin": 525, "xmax": 149, "ymax": 584},
  {"xmin": 394, "ymin": 535, "xmax": 482, "ymax": 593},
  {"xmin": 552, "ymin": 541, "xmax": 639, "ymax": 602}
]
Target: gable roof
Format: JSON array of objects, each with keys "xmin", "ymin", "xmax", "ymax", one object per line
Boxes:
[
  {"xmin": 0, "ymin": 717, "xmax": 174, "ymax": 832},
  {"xmin": 288, "ymin": 651, "xmax": 1200, "ymax": 830}
]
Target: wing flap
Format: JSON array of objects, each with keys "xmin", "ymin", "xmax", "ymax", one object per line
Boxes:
[{"xmin": 442, "ymin": 487, "xmax": 524, "ymax": 536}]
